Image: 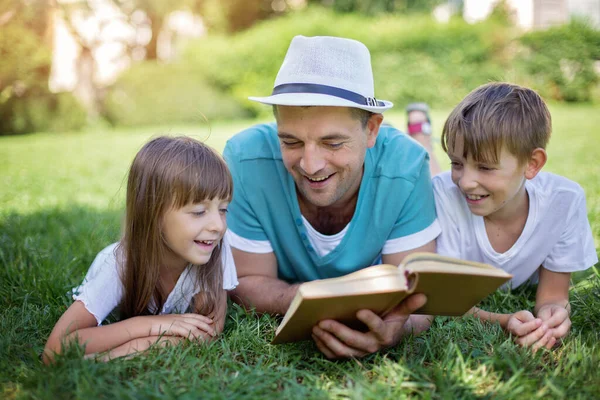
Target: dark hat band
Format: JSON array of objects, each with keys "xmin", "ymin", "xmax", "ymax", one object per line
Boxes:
[{"xmin": 272, "ymin": 83, "xmax": 385, "ymax": 108}]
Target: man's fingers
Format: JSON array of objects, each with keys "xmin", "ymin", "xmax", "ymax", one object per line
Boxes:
[
  {"xmin": 316, "ymin": 320, "xmax": 374, "ymax": 354},
  {"xmin": 311, "ymin": 333, "xmax": 337, "ymax": 359},
  {"xmin": 388, "ymin": 294, "xmax": 427, "ymax": 318},
  {"xmin": 312, "ymin": 326, "xmax": 366, "ymax": 359}
]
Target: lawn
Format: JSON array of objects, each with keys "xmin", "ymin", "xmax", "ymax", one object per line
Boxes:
[{"xmin": 1, "ymin": 104, "xmax": 599, "ymax": 399}]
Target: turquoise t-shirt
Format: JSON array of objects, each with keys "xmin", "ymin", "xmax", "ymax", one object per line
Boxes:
[{"xmin": 223, "ymin": 123, "xmax": 437, "ymax": 283}]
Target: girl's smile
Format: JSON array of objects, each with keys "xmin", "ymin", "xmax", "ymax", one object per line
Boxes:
[{"xmin": 162, "ymin": 198, "xmax": 229, "ymax": 270}]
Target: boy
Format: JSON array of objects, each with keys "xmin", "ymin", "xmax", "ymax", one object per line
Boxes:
[{"xmin": 432, "ymin": 82, "xmax": 597, "ymax": 351}]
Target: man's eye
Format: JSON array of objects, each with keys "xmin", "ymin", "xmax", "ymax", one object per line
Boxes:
[
  {"xmin": 281, "ymin": 141, "xmax": 300, "ymax": 147},
  {"xmin": 325, "ymin": 142, "xmax": 343, "ymax": 149}
]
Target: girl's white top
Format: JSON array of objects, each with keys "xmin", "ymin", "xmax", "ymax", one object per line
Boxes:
[
  {"xmin": 72, "ymin": 233, "xmax": 239, "ymax": 325},
  {"xmin": 433, "ymin": 171, "xmax": 597, "ymax": 288}
]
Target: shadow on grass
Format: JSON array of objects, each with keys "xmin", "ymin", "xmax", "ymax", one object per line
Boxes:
[{"xmin": 1, "ymin": 206, "xmax": 599, "ymax": 399}]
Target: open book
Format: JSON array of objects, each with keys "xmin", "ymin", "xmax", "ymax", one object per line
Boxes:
[{"xmin": 272, "ymin": 253, "xmax": 512, "ymax": 344}]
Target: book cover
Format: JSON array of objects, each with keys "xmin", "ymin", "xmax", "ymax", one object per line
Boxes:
[{"xmin": 272, "ymin": 253, "xmax": 512, "ymax": 344}]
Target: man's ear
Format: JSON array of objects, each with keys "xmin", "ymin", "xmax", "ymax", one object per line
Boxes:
[
  {"xmin": 525, "ymin": 148, "xmax": 547, "ymax": 180},
  {"xmin": 366, "ymin": 113, "xmax": 384, "ymax": 148}
]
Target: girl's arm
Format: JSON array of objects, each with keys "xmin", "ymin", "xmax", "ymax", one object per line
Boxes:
[
  {"xmin": 92, "ymin": 289, "xmax": 230, "ymax": 362},
  {"xmin": 467, "ymin": 307, "xmax": 512, "ymax": 329},
  {"xmin": 43, "ymin": 301, "xmax": 215, "ymax": 364}
]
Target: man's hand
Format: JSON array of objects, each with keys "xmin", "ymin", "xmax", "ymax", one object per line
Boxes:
[
  {"xmin": 506, "ymin": 310, "xmax": 556, "ymax": 352},
  {"xmin": 537, "ymin": 304, "xmax": 571, "ymax": 342},
  {"xmin": 311, "ymin": 294, "xmax": 428, "ymax": 359}
]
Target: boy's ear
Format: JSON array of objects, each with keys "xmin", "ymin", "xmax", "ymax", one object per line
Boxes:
[{"xmin": 524, "ymin": 148, "xmax": 547, "ymax": 179}]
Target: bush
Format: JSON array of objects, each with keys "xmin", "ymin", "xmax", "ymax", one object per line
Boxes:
[
  {"xmin": 0, "ymin": 91, "xmax": 87, "ymax": 135},
  {"xmin": 103, "ymin": 62, "xmax": 251, "ymax": 127},
  {"xmin": 182, "ymin": 7, "xmax": 515, "ymax": 116},
  {"xmin": 518, "ymin": 20, "xmax": 600, "ymax": 102}
]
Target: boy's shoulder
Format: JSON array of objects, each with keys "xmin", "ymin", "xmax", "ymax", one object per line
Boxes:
[{"xmin": 529, "ymin": 171, "xmax": 586, "ymax": 198}]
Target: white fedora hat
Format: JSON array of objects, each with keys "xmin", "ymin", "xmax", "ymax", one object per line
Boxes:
[{"xmin": 249, "ymin": 35, "xmax": 393, "ymax": 113}]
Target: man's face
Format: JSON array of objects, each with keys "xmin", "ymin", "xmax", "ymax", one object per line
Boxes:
[{"xmin": 276, "ymin": 106, "xmax": 379, "ymax": 209}]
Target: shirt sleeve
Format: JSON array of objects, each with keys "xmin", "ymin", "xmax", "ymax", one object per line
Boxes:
[
  {"xmin": 71, "ymin": 243, "xmax": 123, "ymax": 325},
  {"xmin": 543, "ymin": 190, "xmax": 598, "ymax": 273},
  {"xmin": 431, "ymin": 174, "xmax": 462, "ymax": 259},
  {"xmin": 223, "ymin": 141, "xmax": 269, "ymax": 241},
  {"xmin": 221, "ymin": 232, "xmax": 239, "ymax": 290},
  {"xmin": 383, "ymin": 155, "xmax": 441, "ymax": 253}
]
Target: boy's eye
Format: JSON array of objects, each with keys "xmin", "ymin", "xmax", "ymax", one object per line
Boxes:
[
  {"xmin": 478, "ymin": 165, "xmax": 494, "ymax": 171},
  {"xmin": 450, "ymin": 161, "xmax": 462, "ymax": 167},
  {"xmin": 191, "ymin": 211, "xmax": 205, "ymax": 216},
  {"xmin": 219, "ymin": 208, "xmax": 229, "ymax": 214}
]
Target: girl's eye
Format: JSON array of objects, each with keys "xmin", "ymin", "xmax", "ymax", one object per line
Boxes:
[
  {"xmin": 450, "ymin": 161, "xmax": 462, "ymax": 168},
  {"xmin": 191, "ymin": 210, "xmax": 205, "ymax": 216},
  {"xmin": 219, "ymin": 208, "xmax": 229, "ymax": 214},
  {"xmin": 479, "ymin": 165, "xmax": 494, "ymax": 171}
]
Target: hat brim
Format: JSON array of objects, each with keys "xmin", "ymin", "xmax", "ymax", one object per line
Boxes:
[{"xmin": 248, "ymin": 93, "xmax": 393, "ymax": 113}]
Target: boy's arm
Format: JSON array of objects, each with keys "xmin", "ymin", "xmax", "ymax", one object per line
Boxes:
[{"xmin": 535, "ymin": 267, "xmax": 571, "ymax": 339}]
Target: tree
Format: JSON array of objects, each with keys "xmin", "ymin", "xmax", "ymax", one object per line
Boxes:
[{"xmin": 0, "ymin": 0, "xmax": 55, "ymax": 134}]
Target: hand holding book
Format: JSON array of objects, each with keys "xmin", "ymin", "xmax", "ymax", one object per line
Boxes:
[{"xmin": 273, "ymin": 253, "xmax": 512, "ymax": 344}]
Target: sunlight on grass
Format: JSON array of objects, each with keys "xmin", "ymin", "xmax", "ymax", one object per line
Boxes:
[{"xmin": 1, "ymin": 105, "xmax": 599, "ymax": 398}]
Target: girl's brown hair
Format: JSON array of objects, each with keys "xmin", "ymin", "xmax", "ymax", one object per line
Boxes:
[
  {"xmin": 118, "ymin": 136, "xmax": 233, "ymax": 319},
  {"xmin": 441, "ymin": 82, "xmax": 551, "ymax": 165}
]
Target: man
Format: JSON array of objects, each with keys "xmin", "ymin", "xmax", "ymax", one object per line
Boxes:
[{"xmin": 223, "ymin": 35, "xmax": 440, "ymax": 358}]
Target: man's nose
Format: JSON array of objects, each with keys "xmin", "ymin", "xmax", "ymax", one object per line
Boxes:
[{"xmin": 299, "ymin": 145, "xmax": 326, "ymax": 175}]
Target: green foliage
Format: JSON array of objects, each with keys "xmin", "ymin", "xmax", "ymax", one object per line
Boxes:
[
  {"xmin": 0, "ymin": 0, "xmax": 85, "ymax": 135},
  {"xmin": 183, "ymin": 7, "xmax": 514, "ymax": 117},
  {"xmin": 1, "ymin": 105, "xmax": 599, "ymax": 397},
  {"xmin": 518, "ymin": 20, "xmax": 600, "ymax": 102},
  {"xmin": 104, "ymin": 62, "xmax": 251, "ymax": 127},
  {"xmin": 323, "ymin": 0, "xmax": 445, "ymax": 15},
  {"xmin": 0, "ymin": 91, "xmax": 88, "ymax": 135},
  {"xmin": 200, "ymin": 0, "xmax": 276, "ymax": 33}
]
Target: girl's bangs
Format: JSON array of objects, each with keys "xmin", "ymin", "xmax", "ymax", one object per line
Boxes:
[{"xmin": 170, "ymin": 146, "xmax": 233, "ymax": 208}]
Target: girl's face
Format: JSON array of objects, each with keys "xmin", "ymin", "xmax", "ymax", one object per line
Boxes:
[{"xmin": 161, "ymin": 198, "xmax": 229, "ymax": 270}]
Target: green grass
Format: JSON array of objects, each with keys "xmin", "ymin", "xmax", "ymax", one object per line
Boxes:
[{"xmin": 1, "ymin": 104, "xmax": 599, "ymax": 399}]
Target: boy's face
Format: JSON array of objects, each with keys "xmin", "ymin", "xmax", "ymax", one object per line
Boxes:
[{"xmin": 448, "ymin": 137, "xmax": 529, "ymax": 220}]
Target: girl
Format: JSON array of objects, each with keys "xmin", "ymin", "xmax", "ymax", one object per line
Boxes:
[{"xmin": 43, "ymin": 136, "xmax": 238, "ymax": 363}]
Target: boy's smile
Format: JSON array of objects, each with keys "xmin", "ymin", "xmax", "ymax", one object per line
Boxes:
[{"xmin": 448, "ymin": 139, "xmax": 530, "ymax": 222}]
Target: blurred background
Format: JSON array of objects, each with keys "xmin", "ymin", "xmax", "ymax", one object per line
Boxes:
[{"xmin": 1, "ymin": 0, "xmax": 599, "ymax": 136}]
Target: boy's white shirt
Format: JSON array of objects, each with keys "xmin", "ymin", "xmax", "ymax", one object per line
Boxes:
[
  {"xmin": 72, "ymin": 232, "xmax": 239, "ymax": 325},
  {"xmin": 433, "ymin": 171, "xmax": 598, "ymax": 288}
]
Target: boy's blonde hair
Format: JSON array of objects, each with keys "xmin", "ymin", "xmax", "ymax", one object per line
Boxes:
[
  {"xmin": 119, "ymin": 136, "xmax": 233, "ymax": 320},
  {"xmin": 441, "ymin": 82, "xmax": 551, "ymax": 164}
]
